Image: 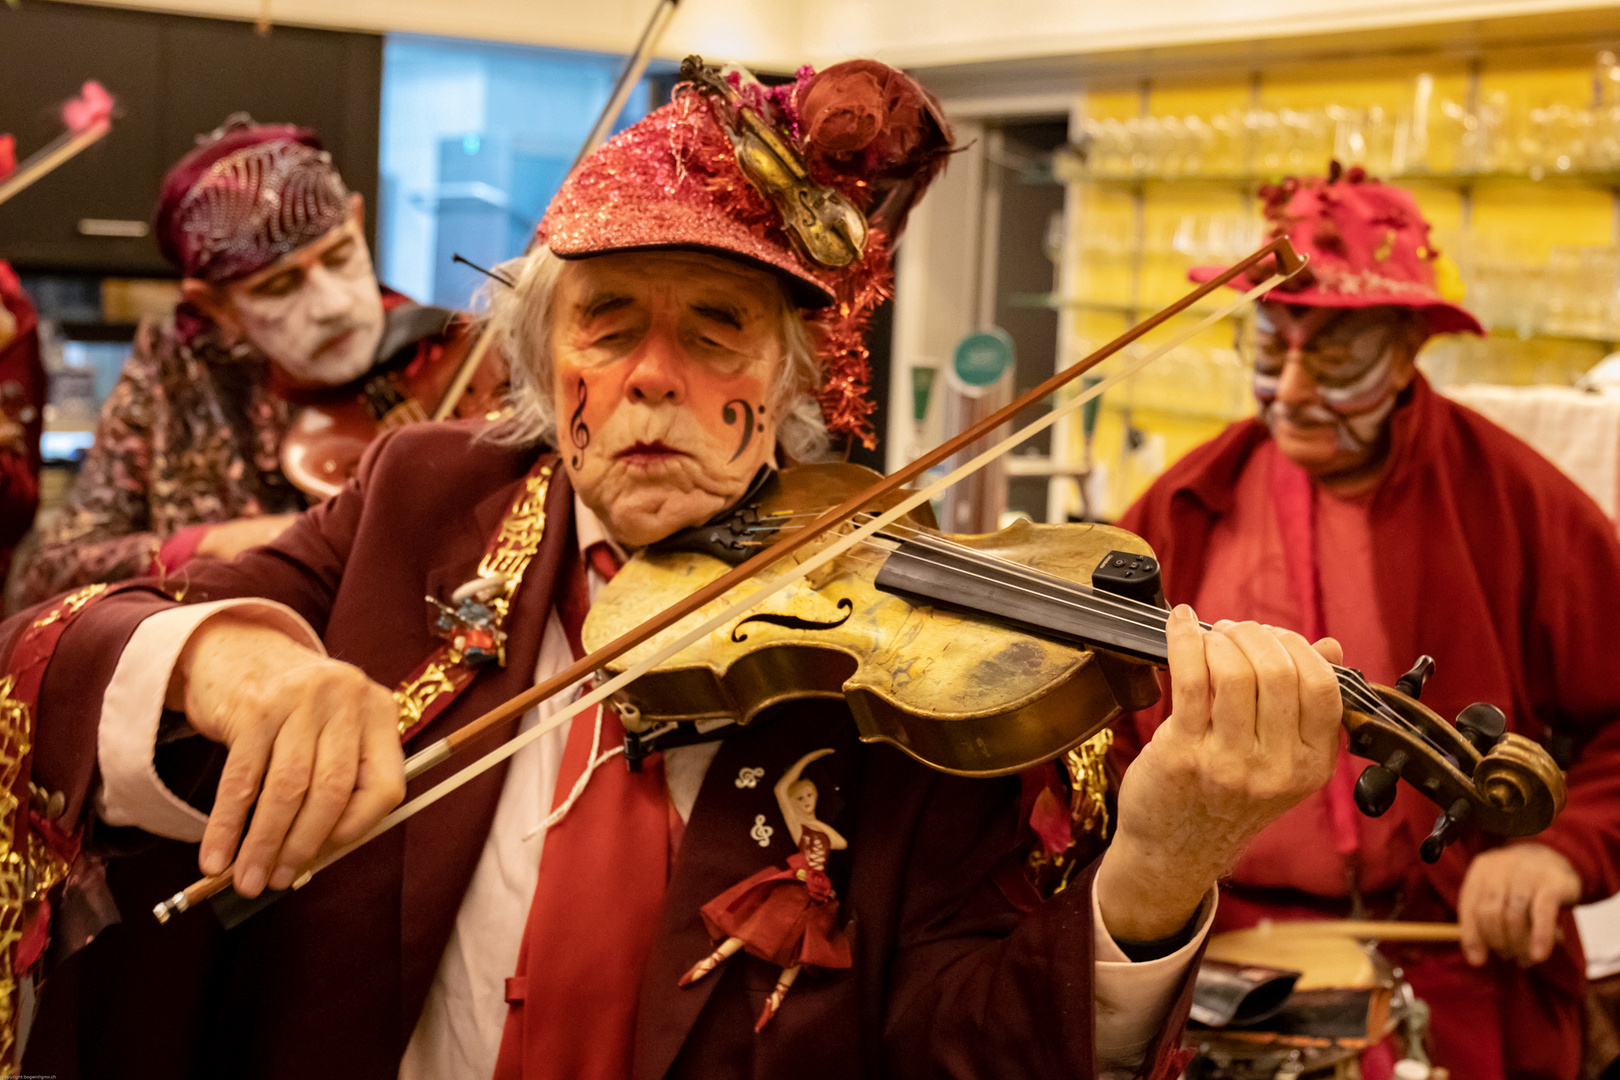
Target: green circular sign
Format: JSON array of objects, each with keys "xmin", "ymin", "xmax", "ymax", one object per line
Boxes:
[{"xmin": 953, "ymin": 329, "xmax": 1015, "ymax": 388}]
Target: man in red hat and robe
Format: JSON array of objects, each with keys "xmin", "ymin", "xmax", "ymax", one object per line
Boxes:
[
  {"xmin": 1114, "ymin": 166, "xmax": 1620, "ymax": 1080},
  {"xmin": 3, "ymin": 62, "xmax": 1352, "ymax": 1079},
  {"xmin": 12, "ymin": 115, "xmax": 502, "ymax": 610}
]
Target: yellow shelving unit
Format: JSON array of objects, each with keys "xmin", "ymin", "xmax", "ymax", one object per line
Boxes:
[{"xmin": 1056, "ymin": 53, "xmax": 1620, "ymax": 521}]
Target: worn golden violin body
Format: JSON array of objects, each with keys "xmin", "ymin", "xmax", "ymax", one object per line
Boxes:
[
  {"xmin": 587, "ymin": 464, "xmax": 1158, "ymax": 777},
  {"xmin": 587, "ymin": 463, "xmax": 1566, "ymax": 850}
]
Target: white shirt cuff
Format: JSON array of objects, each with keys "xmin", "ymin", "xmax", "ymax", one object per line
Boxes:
[
  {"xmin": 95, "ymin": 599, "xmax": 325, "ymax": 841},
  {"xmin": 1093, "ymin": 884, "xmax": 1217, "ymax": 1074}
]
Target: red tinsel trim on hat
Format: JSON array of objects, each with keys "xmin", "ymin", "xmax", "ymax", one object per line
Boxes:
[{"xmin": 812, "ymin": 235, "xmax": 895, "ymax": 449}]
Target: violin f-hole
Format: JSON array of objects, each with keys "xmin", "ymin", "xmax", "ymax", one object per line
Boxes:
[{"xmin": 731, "ymin": 598, "xmax": 855, "ymax": 642}]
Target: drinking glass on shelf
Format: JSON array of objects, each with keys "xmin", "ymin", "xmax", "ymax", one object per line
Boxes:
[
  {"xmin": 1252, "ymin": 108, "xmax": 1283, "ymax": 172},
  {"xmin": 1208, "ymin": 110, "xmax": 1244, "ymax": 175}
]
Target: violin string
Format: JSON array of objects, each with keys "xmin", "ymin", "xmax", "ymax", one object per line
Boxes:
[
  {"xmin": 757, "ymin": 506, "xmax": 1414, "ymax": 722},
  {"xmin": 876, "ymin": 537, "xmax": 1418, "ymax": 743},
  {"xmin": 861, "ymin": 521, "xmax": 1430, "ymax": 741},
  {"xmin": 800, "ymin": 515, "xmax": 1433, "ymax": 744}
]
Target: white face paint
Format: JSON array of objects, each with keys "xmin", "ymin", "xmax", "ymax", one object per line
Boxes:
[{"xmin": 222, "ymin": 218, "xmax": 385, "ymax": 388}]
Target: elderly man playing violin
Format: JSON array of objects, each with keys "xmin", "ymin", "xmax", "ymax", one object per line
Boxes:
[
  {"xmin": 3, "ymin": 63, "xmax": 1343, "ymax": 1080},
  {"xmin": 1116, "ymin": 166, "xmax": 1620, "ymax": 1080},
  {"xmin": 12, "ymin": 115, "xmax": 502, "ymax": 612}
]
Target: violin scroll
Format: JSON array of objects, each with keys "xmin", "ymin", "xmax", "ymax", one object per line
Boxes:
[{"xmin": 1343, "ymin": 668, "xmax": 1565, "ymax": 859}]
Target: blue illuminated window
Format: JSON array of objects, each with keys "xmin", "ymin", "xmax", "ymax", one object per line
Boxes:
[{"xmin": 378, "ymin": 34, "xmax": 668, "ymax": 309}]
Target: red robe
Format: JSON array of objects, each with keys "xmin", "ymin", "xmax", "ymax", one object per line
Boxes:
[{"xmin": 1115, "ymin": 374, "xmax": 1620, "ymax": 1080}]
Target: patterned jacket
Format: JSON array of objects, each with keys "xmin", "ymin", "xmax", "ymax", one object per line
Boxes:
[{"xmin": 13, "ymin": 296, "xmax": 476, "ymax": 609}]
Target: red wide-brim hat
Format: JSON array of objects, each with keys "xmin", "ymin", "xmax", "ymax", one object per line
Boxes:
[{"xmin": 1190, "ymin": 167, "xmax": 1484, "ymax": 337}]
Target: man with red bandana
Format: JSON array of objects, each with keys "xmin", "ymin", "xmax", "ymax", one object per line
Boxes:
[
  {"xmin": 13, "ymin": 115, "xmax": 501, "ymax": 609},
  {"xmin": 1115, "ymin": 166, "xmax": 1620, "ymax": 1079},
  {"xmin": 0, "ymin": 61, "xmax": 1356, "ymax": 1079}
]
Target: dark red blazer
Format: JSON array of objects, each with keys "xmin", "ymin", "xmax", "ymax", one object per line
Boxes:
[
  {"xmin": 1114, "ymin": 374, "xmax": 1620, "ymax": 1079},
  {"xmin": 5, "ymin": 423, "xmax": 1195, "ymax": 1080}
]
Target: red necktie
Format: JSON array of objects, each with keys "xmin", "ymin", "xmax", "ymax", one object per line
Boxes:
[{"xmin": 492, "ymin": 539, "xmax": 671, "ymax": 1080}]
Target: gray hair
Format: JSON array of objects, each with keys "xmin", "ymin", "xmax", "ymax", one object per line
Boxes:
[{"xmin": 478, "ymin": 247, "xmax": 829, "ymax": 463}]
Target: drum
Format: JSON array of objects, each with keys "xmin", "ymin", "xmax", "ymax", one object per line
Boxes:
[{"xmin": 1184, "ymin": 924, "xmax": 1435, "ymax": 1080}]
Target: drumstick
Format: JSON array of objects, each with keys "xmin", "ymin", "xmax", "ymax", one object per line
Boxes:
[
  {"xmin": 1249, "ymin": 919, "xmax": 1462, "ymax": 942},
  {"xmin": 0, "ymin": 120, "xmax": 111, "ymax": 208},
  {"xmin": 1296, "ymin": 919, "xmax": 1464, "ymax": 939}
]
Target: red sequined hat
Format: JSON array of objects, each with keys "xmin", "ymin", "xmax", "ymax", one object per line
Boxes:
[
  {"xmin": 538, "ymin": 57, "xmax": 953, "ymax": 448},
  {"xmin": 1190, "ymin": 163, "xmax": 1483, "ymax": 337}
]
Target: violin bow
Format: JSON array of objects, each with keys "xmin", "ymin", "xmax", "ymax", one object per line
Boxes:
[
  {"xmin": 429, "ymin": 0, "xmax": 682, "ymax": 423},
  {"xmin": 0, "ymin": 83, "xmax": 115, "ymax": 209},
  {"xmin": 156, "ymin": 237, "xmax": 1304, "ymax": 922}
]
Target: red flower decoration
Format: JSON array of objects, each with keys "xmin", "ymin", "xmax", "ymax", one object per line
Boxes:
[
  {"xmin": 62, "ymin": 80, "xmax": 114, "ymax": 134},
  {"xmin": 798, "ymin": 60, "xmax": 946, "ymax": 186}
]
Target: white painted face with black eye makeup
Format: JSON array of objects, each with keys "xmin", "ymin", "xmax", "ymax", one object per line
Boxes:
[
  {"xmin": 220, "ymin": 213, "xmax": 385, "ymax": 388},
  {"xmin": 550, "ymin": 251, "xmax": 786, "ymax": 548}
]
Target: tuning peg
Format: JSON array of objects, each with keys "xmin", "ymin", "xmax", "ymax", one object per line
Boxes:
[
  {"xmin": 1354, "ymin": 749, "xmax": 1408, "ymax": 817},
  {"xmin": 1455, "ymin": 703, "xmax": 1507, "ymax": 755},
  {"xmin": 1395, "ymin": 655, "xmax": 1436, "ymax": 699},
  {"xmin": 1419, "ymin": 798, "xmax": 1472, "ymax": 864}
]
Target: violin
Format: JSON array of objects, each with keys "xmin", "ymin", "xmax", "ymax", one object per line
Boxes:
[
  {"xmin": 278, "ymin": 315, "xmax": 506, "ymax": 501},
  {"xmin": 587, "ymin": 462, "xmax": 1566, "ymax": 859}
]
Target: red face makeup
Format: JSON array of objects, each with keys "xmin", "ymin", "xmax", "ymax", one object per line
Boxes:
[
  {"xmin": 551, "ymin": 251, "xmax": 787, "ymax": 547},
  {"xmin": 1250, "ymin": 302, "xmax": 1422, "ymax": 488}
]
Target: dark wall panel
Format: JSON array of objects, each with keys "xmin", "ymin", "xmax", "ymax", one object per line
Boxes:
[
  {"xmin": 0, "ymin": 3, "xmax": 166, "ymax": 272},
  {"xmin": 0, "ymin": 0, "xmax": 381, "ymax": 276}
]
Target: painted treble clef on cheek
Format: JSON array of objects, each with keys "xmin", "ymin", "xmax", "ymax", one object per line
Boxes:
[
  {"xmin": 722, "ymin": 398, "xmax": 764, "ymax": 463},
  {"xmin": 569, "ymin": 376, "xmax": 590, "ymax": 469}
]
